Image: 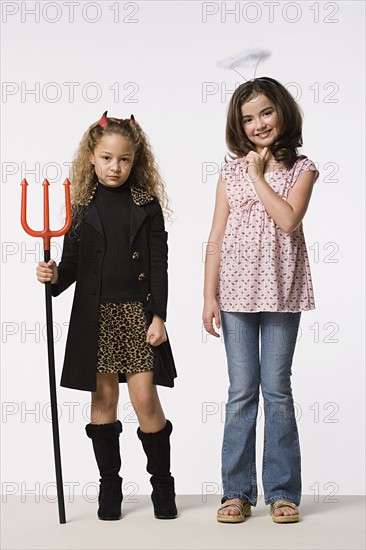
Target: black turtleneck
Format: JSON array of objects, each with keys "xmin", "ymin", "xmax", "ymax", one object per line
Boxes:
[{"xmin": 94, "ymin": 180, "xmax": 144, "ymax": 303}]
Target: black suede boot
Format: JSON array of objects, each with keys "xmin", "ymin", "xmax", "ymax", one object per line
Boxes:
[
  {"xmin": 85, "ymin": 420, "xmax": 123, "ymax": 520},
  {"xmin": 137, "ymin": 419, "xmax": 178, "ymax": 519}
]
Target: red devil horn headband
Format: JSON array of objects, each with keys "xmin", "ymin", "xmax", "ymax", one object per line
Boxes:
[
  {"xmin": 98, "ymin": 111, "xmax": 136, "ymax": 127},
  {"xmin": 98, "ymin": 111, "xmax": 108, "ymax": 127}
]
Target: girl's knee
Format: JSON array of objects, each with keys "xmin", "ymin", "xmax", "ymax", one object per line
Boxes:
[
  {"xmin": 126, "ymin": 372, "xmax": 161, "ymax": 418},
  {"xmin": 131, "ymin": 394, "xmax": 160, "ymax": 419},
  {"xmin": 93, "ymin": 374, "xmax": 119, "ymax": 406}
]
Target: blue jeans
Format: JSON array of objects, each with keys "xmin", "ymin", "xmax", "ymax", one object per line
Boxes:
[{"xmin": 220, "ymin": 311, "xmax": 302, "ymax": 506}]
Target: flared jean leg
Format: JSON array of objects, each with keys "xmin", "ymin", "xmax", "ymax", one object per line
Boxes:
[
  {"xmin": 220, "ymin": 311, "xmax": 260, "ymax": 506},
  {"xmin": 260, "ymin": 312, "xmax": 302, "ymax": 506}
]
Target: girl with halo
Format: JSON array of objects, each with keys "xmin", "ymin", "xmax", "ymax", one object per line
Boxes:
[
  {"xmin": 36, "ymin": 112, "xmax": 177, "ymax": 521},
  {"xmin": 203, "ymin": 77, "xmax": 319, "ymax": 523}
]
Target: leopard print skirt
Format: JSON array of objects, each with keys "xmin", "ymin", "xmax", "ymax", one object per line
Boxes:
[{"xmin": 96, "ymin": 301, "xmax": 154, "ymax": 375}]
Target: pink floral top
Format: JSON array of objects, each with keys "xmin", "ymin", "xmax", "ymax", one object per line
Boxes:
[{"xmin": 216, "ymin": 156, "xmax": 319, "ymax": 312}]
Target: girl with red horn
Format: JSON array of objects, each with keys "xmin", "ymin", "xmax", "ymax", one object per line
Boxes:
[{"xmin": 36, "ymin": 111, "xmax": 177, "ymax": 521}]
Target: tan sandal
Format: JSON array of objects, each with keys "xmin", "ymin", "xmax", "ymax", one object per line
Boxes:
[
  {"xmin": 217, "ymin": 498, "xmax": 251, "ymax": 523},
  {"xmin": 270, "ymin": 500, "xmax": 299, "ymax": 523}
]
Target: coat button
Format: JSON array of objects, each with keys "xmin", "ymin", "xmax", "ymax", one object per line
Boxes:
[
  {"xmin": 132, "ymin": 251, "xmax": 140, "ymax": 260},
  {"xmin": 146, "ymin": 293, "xmax": 151, "ymax": 301},
  {"xmin": 138, "ymin": 272, "xmax": 146, "ymax": 281}
]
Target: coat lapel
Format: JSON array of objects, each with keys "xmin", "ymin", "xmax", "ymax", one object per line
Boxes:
[
  {"xmin": 83, "ymin": 200, "xmax": 104, "ymax": 239},
  {"xmin": 129, "ymin": 185, "xmax": 154, "ymax": 246},
  {"xmin": 82, "ymin": 182, "xmax": 154, "ymax": 247}
]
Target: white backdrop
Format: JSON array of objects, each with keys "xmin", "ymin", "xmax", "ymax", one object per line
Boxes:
[{"xmin": 1, "ymin": 1, "xmax": 365, "ymax": 503}]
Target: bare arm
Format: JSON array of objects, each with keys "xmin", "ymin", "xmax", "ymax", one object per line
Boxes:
[
  {"xmin": 251, "ymin": 169, "xmax": 318, "ymax": 233},
  {"xmin": 202, "ymin": 174, "xmax": 230, "ymax": 337},
  {"xmin": 246, "ymin": 148, "xmax": 319, "ymax": 233}
]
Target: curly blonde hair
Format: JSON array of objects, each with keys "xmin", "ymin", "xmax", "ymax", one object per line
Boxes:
[{"xmin": 68, "ymin": 114, "xmax": 172, "ymax": 229}]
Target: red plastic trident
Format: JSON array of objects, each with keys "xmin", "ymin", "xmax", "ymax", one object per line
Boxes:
[
  {"xmin": 20, "ymin": 178, "xmax": 72, "ymax": 524},
  {"xmin": 21, "ymin": 178, "xmax": 72, "ymax": 250}
]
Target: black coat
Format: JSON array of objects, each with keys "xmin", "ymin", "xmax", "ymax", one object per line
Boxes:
[{"xmin": 51, "ymin": 184, "xmax": 177, "ymax": 391}]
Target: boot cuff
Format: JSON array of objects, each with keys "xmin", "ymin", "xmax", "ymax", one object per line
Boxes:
[
  {"xmin": 85, "ymin": 420, "xmax": 122, "ymax": 440},
  {"xmin": 137, "ymin": 419, "xmax": 172, "ymax": 442}
]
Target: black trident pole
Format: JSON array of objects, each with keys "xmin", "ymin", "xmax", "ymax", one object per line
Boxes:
[{"xmin": 20, "ymin": 178, "xmax": 72, "ymax": 523}]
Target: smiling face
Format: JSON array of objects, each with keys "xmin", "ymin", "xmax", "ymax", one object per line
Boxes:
[
  {"xmin": 90, "ymin": 134, "xmax": 135, "ymax": 187},
  {"xmin": 240, "ymin": 94, "xmax": 281, "ymax": 154}
]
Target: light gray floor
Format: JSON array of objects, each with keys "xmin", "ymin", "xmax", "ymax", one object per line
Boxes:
[{"xmin": 1, "ymin": 495, "xmax": 365, "ymax": 549}]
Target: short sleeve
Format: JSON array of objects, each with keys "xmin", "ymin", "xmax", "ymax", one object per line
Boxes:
[
  {"xmin": 293, "ymin": 157, "xmax": 320, "ymax": 184},
  {"xmin": 218, "ymin": 159, "xmax": 245, "ymax": 211},
  {"xmin": 219, "ymin": 161, "xmax": 229, "ymax": 184}
]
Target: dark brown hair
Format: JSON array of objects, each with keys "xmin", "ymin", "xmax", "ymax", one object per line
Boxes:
[{"xmin": 225, "ymin": 76, "xmax": 306, "ymax": 168}]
